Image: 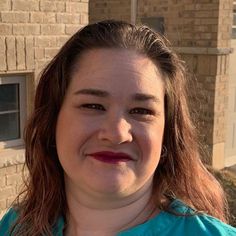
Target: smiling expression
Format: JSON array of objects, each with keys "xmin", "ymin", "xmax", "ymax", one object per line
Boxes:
[{"xmin": 55, "ymin": 48, "xmax": 165, "ymax": 199}]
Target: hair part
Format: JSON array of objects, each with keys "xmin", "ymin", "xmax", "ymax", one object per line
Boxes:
[{"xmin": 12, "ymin": 20, "xmax": 228, "ymax": 235}]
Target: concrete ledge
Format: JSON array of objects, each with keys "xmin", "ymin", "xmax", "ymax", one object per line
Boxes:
[
  {"xmin": 0, "ymin": 146, "xmax": 25, "ymax": 168},
  {"xmin": 173, "ymin": 47, "xmax": 234, "ymax": 55},
  {"xmin": 212, "ymin": 142, "xmax": 225, "ymax": 170},
  {"xmin": 225, "ymin": 155, "xmax": 236, "ymax": 167}
]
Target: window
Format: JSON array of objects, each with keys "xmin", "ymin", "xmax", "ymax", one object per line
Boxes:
[
  {"xmin": 232, "ymin": 1, "xmax": 236, "ymax": 39},
  {"xmin": 141, "ymin": 17, "xmax": 165, "ymax": 35},
  {"xmin": 0, "ymin": 75, "xmax": 26, "ymax": 149}
]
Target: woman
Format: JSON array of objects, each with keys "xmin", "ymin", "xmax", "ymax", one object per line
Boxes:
[{"xmin": 0, "ymin": 20, "xmax": 235, "ymax": 236}]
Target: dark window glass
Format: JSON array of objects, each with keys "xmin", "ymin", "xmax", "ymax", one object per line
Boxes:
[
  {"xmin": 0, "ymin": 84, "xmax": 19, "ymax": 112},
  {"xmin": 0, "ymin": 112, "xmax": 20, "ymax": 141},
  {"xmin": 141, "ymin": 17, "xmax": 165, "ymax": 34},
  {"xmin": 232, "ymin": 28, "xmax": 236, "ymax": 39},
  {"xmin": 0, "ymin": 84, "xmax": 20, "ymax": 141}
]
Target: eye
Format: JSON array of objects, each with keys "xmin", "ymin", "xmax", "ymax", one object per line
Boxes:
[
  {"xmin": 130, "ymin": 108, "xmax": 154, "ymax": 115},
  {"xmin": 80, "ymin": 104, "xmax": 105, "ymax": 111}
]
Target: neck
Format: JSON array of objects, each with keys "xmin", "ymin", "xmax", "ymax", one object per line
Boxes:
[{"xmin": 64, "ymin": 183, "xmax": 158, "ymax": 236}]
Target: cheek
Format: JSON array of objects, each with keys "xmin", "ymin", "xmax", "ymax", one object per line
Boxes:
[
  {"xmin": 56, "ymin": 109, "xmax": 81, "ymax": 157},
  {"xmin": 55, "ymin": 113, "xmax": 94, "ymax": 172},
  {"xmin": 132, "ymin": 126, "xmax": 163, "ymax": 185},
  {"xmin": 135, "ymin": 122, "xmax": 165, "ymax": 170},
  {"xmin": 56, "ymin": 111, "xmax": 101, "ymax": 156}
]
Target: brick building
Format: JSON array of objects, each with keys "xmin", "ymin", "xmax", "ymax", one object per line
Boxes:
[{"xmin": 0, "ymin": 0, "xmax": 236, "ymax": 218}]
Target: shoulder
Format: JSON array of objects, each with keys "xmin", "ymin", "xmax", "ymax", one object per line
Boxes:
[
  {"xmin": 0, "ymin": 208, "xmax": 65, "ymax": 236},
  {"xmin": 118, "ymin": 199, "xmax": 236, "ymax": 236},
  {"xmin": 0, "ymin": 208, "xmax": 18, "ymax": 235},
  {"xmin": 173, "ymin": 213, "xmax": 236, "ymax": 236},
  {"xmin": 186, "ymin": 214, "xmax": 236, "ymax": 236},
  {"xmin": 165, "ymin": 199, "xmax": 236, "ymax": 236}
]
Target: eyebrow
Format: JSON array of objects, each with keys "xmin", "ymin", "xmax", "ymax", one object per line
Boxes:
[
  {"xmin": 74, "ymin": 89, "xmax": 109, "ymax": 97},
  {"xmin": 74, "ymin": 88, "xmax": 160, "ymax": 103},
  {"xmin": 132, "ymin": 93, "xmax": 160, "ymax": 104}
]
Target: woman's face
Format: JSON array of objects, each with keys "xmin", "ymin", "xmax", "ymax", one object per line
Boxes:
[{"xmin": 56, "ymin": 48, "xmax": 165, "ymax": 199}]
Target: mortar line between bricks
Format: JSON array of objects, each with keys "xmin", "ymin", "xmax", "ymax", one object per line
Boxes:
[
  {"xmin": 5, "ymin": 37, "xmax": 8, "ymax": 71},
  {"xmin": 15, "ymin": 36, "xmax": 18, "ymax": 69},
  {"xmin": 24, "ymin": 37, "xmax": 26, "ymax": 69}
]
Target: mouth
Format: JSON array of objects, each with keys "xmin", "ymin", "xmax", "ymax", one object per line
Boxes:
[{"xmin": 86, "ymin": 151, "xmax": 133, "ymax": 164}]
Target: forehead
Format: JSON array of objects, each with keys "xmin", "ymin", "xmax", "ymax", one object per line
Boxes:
[
  {"xmin": 73, "ymin": 48, "xmax": 160, "ymax": 76},
  {"xmin": 68, "ymin": 48, "xmax": 164, "ymax": 98}
]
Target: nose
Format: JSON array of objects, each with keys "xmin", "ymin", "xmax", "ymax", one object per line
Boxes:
[{"xmin": 97, "ymin": 113, "xmax": 133, "ymax": 145}]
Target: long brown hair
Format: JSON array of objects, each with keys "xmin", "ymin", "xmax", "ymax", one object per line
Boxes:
[{"xmin": 12, "ymin": 20, "xmax": 228, "ymax": 235}]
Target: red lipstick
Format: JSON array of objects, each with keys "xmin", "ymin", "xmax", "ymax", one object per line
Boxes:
[{"xmin": 87, "ymin": 151, "xmax": 133, "ymax": 164}]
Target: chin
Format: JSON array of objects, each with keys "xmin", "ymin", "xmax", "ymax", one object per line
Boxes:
[{"xmin": 90, "ymin": 178, "xmax": 135, "ymax": 197}]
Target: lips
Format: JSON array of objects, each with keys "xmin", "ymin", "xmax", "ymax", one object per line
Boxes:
[{"xmin": 86, "ymin": 151, "xmax": 133, "ymax": 164}]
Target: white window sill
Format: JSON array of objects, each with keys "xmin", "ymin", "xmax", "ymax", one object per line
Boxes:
[{"xmin": 0, "ymin": 146, "xmax": 25, "ymax": 168}]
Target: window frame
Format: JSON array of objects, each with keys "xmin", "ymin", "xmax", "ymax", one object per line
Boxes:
[{"xmin": 0, "ymin": 75, "xmax": 26, "ymax": 149}]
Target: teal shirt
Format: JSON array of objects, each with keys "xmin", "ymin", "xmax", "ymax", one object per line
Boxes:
[{"xmin": 1, "ymin": 199, "xmax": 236, "ymax": 236}]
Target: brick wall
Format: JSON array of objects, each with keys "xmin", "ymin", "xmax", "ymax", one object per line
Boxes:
[
  {"xmin": 0, "ymin": 0, "xmax": 88, "ymax": 218},
  {"xmin": 0, "ymin": 164, "xmax": 25, "ymax": 219},
  {"xmin": 0, "ymin": 0, "xmax": 88, "ymax": 77},
  {"xmin": 137, "ymin": 0, "xmax": 232, "ymax": 48},
  {"xmin": 218, "ymin": 0, "xmax": 233, "ymax": 48},
  {"xmin": 89, "ymin": 0, "xmax": 131, "ymax": 23},
  {"xmin": 168, "ymin": 0, "xmax": 233, "ymax": 168}
]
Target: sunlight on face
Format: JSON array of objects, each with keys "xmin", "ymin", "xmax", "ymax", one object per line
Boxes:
[{"xmin": 56, "ymin": 48, "xmax": 165, "ymax": 201}]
